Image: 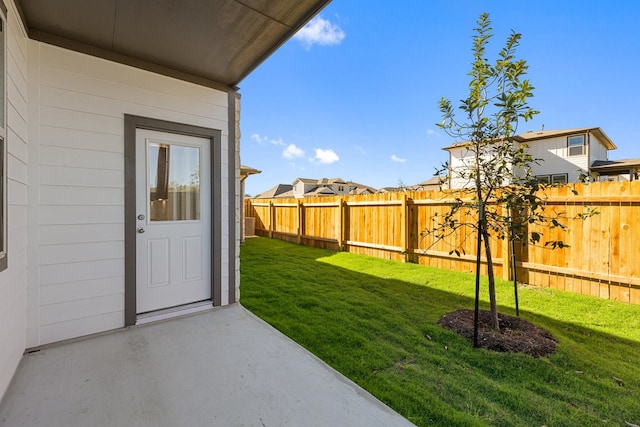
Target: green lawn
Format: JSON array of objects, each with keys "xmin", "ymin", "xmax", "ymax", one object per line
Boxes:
[{"xmin": 240, "ymin": 237, "xmax": 640, "ymax": 426}]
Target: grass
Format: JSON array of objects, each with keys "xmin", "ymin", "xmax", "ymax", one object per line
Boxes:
[{"xmin": 240, "ymin": 237, "xmax": 640, "ymax": 426}]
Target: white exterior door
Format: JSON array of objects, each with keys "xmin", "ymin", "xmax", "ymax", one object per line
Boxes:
[{"xmin": 135, "ymin": 129, "xmax": 212, "ymax": 314}]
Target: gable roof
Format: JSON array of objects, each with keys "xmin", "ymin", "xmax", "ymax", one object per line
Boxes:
[
  {"xmin": 443, "ymin": 127, "xmax": 617, "ymax": 151},
  {"xmin": 254, "ymin": 184, "xmax": 293, "ymax": 199},
  {"xmin": 16, "ymin": 0, "xmax": 332, "ymax": 89},
  {"xmin": 513, "ymin": 128, "xmax": 616, "ymax": 149}
]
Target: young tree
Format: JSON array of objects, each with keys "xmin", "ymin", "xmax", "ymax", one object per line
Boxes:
[{"xmin": 425, "ymin": 12, "xmax": 561, "ymax": 332}]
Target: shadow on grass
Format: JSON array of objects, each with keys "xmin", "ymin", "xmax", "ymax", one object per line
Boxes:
[{"xmin": 240, "ymin": 237, "xmax": 639, "ymax": 427}]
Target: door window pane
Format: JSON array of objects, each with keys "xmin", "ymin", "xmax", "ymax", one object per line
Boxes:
[{"xmin": 148, "ymin": 142, "xmax": 201, "ymax": 221}]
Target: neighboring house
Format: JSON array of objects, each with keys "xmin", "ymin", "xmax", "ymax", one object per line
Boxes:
[
  {"xmin": 0, "ymin": 0, "xmax": 330, "ymax": 402},
  {"xmin": 255, "ymin": 178, "xmax": 376, "ymax": 198},
  {"xmin": 443, "ymin": 127, "xmax": 635, "ymax": 189},
  {"xmin": 378, "ymin": 176, "xmax": 445, "ymax": 193},
  {"xmin": 414, "ymin": 176, "xmax": 446, "ymax": 191}
]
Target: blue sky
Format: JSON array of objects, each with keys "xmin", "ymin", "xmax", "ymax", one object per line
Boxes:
[{"xmin": 239, "ymin": 1, "xmax": 640, "ymax": 196}]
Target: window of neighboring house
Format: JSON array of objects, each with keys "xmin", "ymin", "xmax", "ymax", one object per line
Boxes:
[
  {"xmin": 551, "ymin": 174, "xmax": 568, "ymax": 184},
  {"xmin": 567, "ymin": 134, "xmax": 585, "ymax": 156},
  {"xmin": 535, "ymin": 175, "xmax": 551, "ymax": 184},
  {"xmin": 338, "ymin": 185, "xmax": 344, "ymax": 192},
  {"xmin": 0, "ymin": 6, "xmax": 6, "ymax": 272}
]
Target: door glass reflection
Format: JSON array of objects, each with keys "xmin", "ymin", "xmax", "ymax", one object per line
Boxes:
[{"xmin": 148, "ymin": 142, "xmax": 200, "ymax": 221}]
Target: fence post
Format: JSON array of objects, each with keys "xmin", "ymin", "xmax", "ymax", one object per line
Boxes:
[
  {"xmin": 340, "ymin": 197, "xmax": 347, "ymax": 250},
  {"xmin": 501, "ymin": 203, "xmax": 511, "ymax": 280},
  {"xmin": 268, "ymin": 200, "xmax": 274, "ymax": 238},
  {"xmin": 401, "ymin": 193, "xmax": 408, "ymax": 262},
  {"xmin": 297, "ymin": 199, "xmax": 302, "ymax": 244}
]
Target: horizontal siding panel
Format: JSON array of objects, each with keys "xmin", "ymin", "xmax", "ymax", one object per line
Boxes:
[
  {"xmin": 8, "ymin": 77, "xmax": 27, "ymax": 121},
  {"xmin": 8, "ymin": 226, "xmax": 27, "ymax": 254},
  {"xmin": 40, "ymin": 224, "xmax": 124, "ymax": 245},
  {"xmin": 7, "ymin": 248, "xmax": 28, "ymax": 278},
  {"xmin": 7, "ymin": 15, "xmax": 28, "ymax": 83},
  {"xmin": 40, "ymin": 205, "xmax": 122, "ymax": 225},
  {"xmin": 40, "ymin": 293, "xmax": 122, "ymax": 325},
  {"xmin": 39, "ymin": 311, "xmax": 123, "ymax": 345},
  {"xmin": 7, "ymin": 48, "xmax": 27, "ymax": 103},
  {"xmin": 40, "ymin": 276, "xmax": 124, "ymax": 305},
  {"xmin": 8, "ymin": 153, "xmax": 27, "ymax": 184},
  {"xmin": 39, "ymin": 145, "xmax": 123, "ymax": 171},
  {"xmin": 40, "ymin": 44, "xmax": 227, "ymax": 106},
  {"xmin": 40, "ymin": 241, "xmax": 124, "ymax": 265},
  {"xmin": 7, "ymin": 103, "xmax": 27, "ymax": 142},
  {"xmin": 40, "ymin": 105, "xmax": 124, "ymax": 136},
  {"xmin": 40, "ymin": 165, "xmax": 123, "ymax": 187},
  {"xmin": 8, "ymin": 205, "xmax": 27, "ymax": 230},
  {"xmin": 8, "ymin": 128, "xmax": 28, "ymax": 163},
  {"xmin": 41, "ymin": 71, "xmax": 228, "ymax": 123},
  {"xmin": 41, "ymin": 125, "xmax": 124, "ymax": 153},
  {"xmin": 8, "ymin": 179, "xmax": 27, "ymax": 206},
  {"xmin": 40, "ymin": 186, "xmax": 124, "ymax": 206},
  {"xmin": 40, "ymin": 83, "xmax": 126, "ymax": 118},
  {"xmin": 39, "ymin": 258, "xmax": 124, "ymax": 286}
]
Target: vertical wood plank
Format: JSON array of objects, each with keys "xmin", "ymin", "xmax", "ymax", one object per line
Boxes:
[
  {"xmin": 401, "ymin": 193, "xmax": 408, "ymax": 262},
  {"xmin": 268, "ymin": 200, "xmax": 274, "ymax": 238},
  {"xmin": 297, "ymin": 199, "xmax": 302, "ymax": 244}
]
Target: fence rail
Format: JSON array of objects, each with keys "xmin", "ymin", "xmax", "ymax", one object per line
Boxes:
[{"xmin": 245, "ymin": 181, "xmax": 640, "ymax": 304}]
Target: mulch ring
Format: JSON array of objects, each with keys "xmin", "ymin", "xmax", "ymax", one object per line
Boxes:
[{"xmin": 438, "ymin": 308, "xmax": 557, "ymax": 357}]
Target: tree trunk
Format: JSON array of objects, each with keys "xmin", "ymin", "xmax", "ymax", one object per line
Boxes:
[{"xmin": 482, "ymin": 228, "xmax": 500, "ymax": 331}]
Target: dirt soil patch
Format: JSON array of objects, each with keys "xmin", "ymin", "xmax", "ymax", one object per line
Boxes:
[{"xmin": 438, "ymin": 308, "xmax": 557, "ymax": 357}]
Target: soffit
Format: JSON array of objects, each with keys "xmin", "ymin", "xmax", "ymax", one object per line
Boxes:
[{"xmin": 16, "ymin": 0, "xmax": 330, "ymax": 88}]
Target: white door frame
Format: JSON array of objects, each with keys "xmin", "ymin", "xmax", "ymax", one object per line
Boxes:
[{"xmin": 124, "ymin": 115, "xmax": 222, "ymax": 326}]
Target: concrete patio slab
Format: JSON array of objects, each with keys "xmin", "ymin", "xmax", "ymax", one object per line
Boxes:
[{"xmin": 0, "ymin": 304, "xmax": 414, "ymax": 427}]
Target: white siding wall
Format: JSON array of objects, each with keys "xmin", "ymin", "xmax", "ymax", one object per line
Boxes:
[
  {"xmin": 0, "ymin": 0, "xmax": 29, "ymax": 401},
  {"xmin": 589, "ymin": 133, "xmax": 609, "ymax": 163},
  {"xmin": 27, "ymin": 42, "xmax": 231, "ymax": 346},
  {"xmin": 234, "ymin": 93, "xmax": 241, "ymax": 302},
  {"xmin": 526, "ymin": 135, "xmax": 588, "ymax": 182},
  {"xmin": 448, "ymin": 146, "xmax": 474, "ymax": 189}
]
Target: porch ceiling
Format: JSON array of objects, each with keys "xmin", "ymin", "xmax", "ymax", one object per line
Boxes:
[{"xmin": 15, "ymin": 0, "xmax": 331, "ymax": 88}]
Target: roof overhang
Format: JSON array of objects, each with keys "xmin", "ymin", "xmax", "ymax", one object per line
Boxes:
[
  {"xmin": 514, "ymin": 127, "xmax": 617, "ymax": 150},
  {"xmin": 15, "ymin": 0, "xmax": 331, "ymax": 90},
  {"xmin": 590, "ymin": 159, "xmax": 640, "ymax": 174},
  {"xmin": 443, "ymin": 127, "xmax": 617, "ymax": 151},
  {"xmin": 240, "ymin": 165, "xmax": 261, "ymax": 179}
]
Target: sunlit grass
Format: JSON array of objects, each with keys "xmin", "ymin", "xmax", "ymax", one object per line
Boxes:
[{"xmin": 240, "ymin": 237, "xmax": 640, "ymax": 426}]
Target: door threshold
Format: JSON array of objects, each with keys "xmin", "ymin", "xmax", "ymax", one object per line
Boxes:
[{"xmin": 136, "ymin": 301, "xmax": 213, "ymax": 325}]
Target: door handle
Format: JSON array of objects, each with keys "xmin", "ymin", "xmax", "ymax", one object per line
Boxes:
[{"xmin": 137, "ymin": 227, "xmax": 145, "ymax": 234}]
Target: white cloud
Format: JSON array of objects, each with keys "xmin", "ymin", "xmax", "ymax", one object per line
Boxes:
[
  {"xmin": 314, "ymin": 148, "xmax": 340, "ymax": 164},
  {"xmin": 294, "ymin": 16, "xmax": 345, "ymax": 49},
  {"xmin": 251, "ymin": 133, "xmax": 267, "ymax": 144},
  {"xmin": 251, "ymin": 133, "xmax": 286, "ymax": 146},
  {"xmin": 283, "ymin": 144, "xmax": 305, "ymax": 159},
  {"xmin": 391, "ymin": 154, "xmax": 407, "ymax": 163}
]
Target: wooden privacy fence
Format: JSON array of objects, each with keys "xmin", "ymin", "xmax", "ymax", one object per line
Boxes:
[{"xmin": 245, "ymin": 181, "xmax": 640, "ymax": 304}]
